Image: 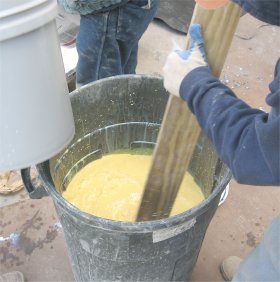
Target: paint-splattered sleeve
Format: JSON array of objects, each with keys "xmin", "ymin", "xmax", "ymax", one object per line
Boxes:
[{"xmin": 179, "ymin": 61, "xmax": 280, "ymax": 186}]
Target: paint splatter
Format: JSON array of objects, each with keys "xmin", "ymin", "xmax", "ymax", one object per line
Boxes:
[
  {"xmin": 0, "ymin": 209, "xmax": 61, "ymax": 264},
  {"xmin": 246, "ymin": 232, "xmax": 257, "ymax": 247}
]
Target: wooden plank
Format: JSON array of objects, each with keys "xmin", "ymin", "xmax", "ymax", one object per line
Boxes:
[{"xmin": 137, "ymin": 2, "xmax": 241, "ymax": 221}]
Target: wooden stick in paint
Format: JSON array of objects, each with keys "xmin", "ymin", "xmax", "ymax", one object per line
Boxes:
[{"xmin": 137, "ymin": 2, "xmax": 241, "ymax": 221}]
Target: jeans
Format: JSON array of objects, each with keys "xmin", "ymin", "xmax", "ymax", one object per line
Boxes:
[
  {"xmin": 76, "ymin": 0, "xmax": 159, "ymax": 87},
  {"xmin": 233, "ymin": 214, "xmax": 280, "ymax": 281}
]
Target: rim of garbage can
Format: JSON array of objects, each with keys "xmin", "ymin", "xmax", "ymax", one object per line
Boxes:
[{"xmin": 37, "ymin": 74, "xmax": 232, "ymax": 232}]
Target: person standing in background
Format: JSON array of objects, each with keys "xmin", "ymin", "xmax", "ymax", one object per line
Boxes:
[{"xmin": 58, "ymin": 0, "xmax": 160, "ymax": 87}]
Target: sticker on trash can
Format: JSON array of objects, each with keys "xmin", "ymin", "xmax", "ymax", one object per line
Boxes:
[{"xmin": 152, "ymin": 218, "xmax": 196, "ymax": 243}]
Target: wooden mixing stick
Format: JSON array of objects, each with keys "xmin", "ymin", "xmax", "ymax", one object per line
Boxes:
[{"xmin": 137, "ymin": 2, "xmax": 241, "ymax": 221}]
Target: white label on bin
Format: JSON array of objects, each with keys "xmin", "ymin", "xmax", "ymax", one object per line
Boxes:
[{"xmin": 152, "ymin": 218, "xmax": 196, "ymax": 243}]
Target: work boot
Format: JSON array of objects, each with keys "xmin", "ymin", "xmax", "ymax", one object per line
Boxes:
[
  {"xmin": 0, "ymin": 271, "xmax": 24, "ymax": 282},
  {"xmin": 0, "ymin": 171, "xmax": 23, "ymax": 194},
  {"xmin": 220, "ymin": 256, "xmax": 243, "ymax": 281}
]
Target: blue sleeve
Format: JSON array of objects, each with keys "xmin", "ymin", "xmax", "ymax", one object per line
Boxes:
[{"xmin": 179, "ymin": 61, "xmax": 280, "ymax": 186}]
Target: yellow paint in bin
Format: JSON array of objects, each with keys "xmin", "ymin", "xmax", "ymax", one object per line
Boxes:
[{"xmin": 63, "ymin": 151, "xmax": 205, "ymax": 221}]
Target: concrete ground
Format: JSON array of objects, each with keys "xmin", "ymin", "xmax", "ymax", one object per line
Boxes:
[{"xmin": 1, "ymin": 11, "xmax": 280, "ymax": 282}]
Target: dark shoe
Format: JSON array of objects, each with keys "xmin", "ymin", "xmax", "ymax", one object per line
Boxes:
[{"xmin": 220, "ymin": 256, "xmax": 242, "ymax": 281}]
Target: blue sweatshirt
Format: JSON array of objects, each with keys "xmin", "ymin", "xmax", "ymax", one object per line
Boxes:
[
  {"xmin": 58, "ymin": 0, "xmax": 129, "ymax": 15},
  {"xmin": 180, "ymin": 59, "xmax": 280, "ymax": 186}
]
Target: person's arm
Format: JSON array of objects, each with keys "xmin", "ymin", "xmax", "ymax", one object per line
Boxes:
[
  {"xmin": 180, "ymin": 65, "xmax": 280, "ymax": 186},
  {"xmin": 163, "ymin": 24, "xmax": 280, "ymax": 186}
]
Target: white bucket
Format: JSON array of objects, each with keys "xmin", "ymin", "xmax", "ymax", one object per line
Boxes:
[{"xmin": 0, "ymin": 0, "xmax": 75, "ymax": 170}]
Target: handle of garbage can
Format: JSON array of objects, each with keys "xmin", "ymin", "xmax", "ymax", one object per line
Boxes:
[{"xmin": 21, "ymin": 164, "xmax": 49, "ymax": 199}]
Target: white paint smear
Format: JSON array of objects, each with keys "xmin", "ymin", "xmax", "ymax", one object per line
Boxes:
[{"xmin": 153, "ymin": 218, "xmax": 196, "ymax": 243}]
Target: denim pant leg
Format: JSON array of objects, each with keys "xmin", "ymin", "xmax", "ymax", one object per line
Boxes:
[
  {"xmin": 117, "ymin": 40, "xmax": 139, "ymax": 75},
  {"xmin": 233, "ymin": 214, "xmax": 280, "ymax": 281},
  {"xmin": 115, "ymin": 0, "xmax": 160, "ymax": 75},
  {"xmin": 76, "ymin": 0, "xmax": 159, "ymax": 86},
  {"xmin": 76, "ymin": 13, "xmax": 111, "ymax": 86}
]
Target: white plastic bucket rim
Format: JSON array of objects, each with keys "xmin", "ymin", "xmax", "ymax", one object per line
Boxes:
[{"xmin": 0, "ymin": 0, "xmax": 57, "ymax": 41}]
